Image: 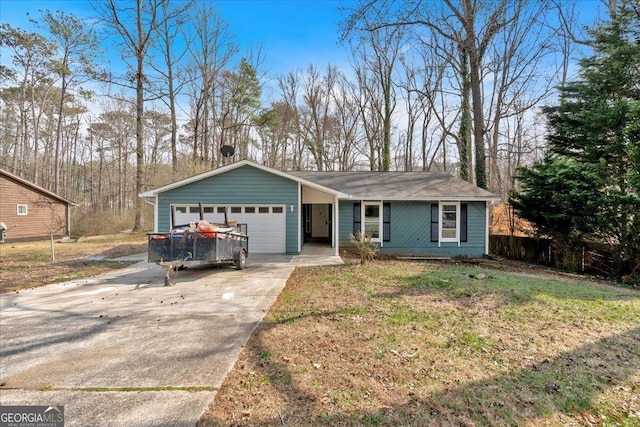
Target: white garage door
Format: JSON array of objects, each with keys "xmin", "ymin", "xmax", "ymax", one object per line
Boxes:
[{"xmin": 172, "ymin": 205, "xmax": 286, "ymax": 254}]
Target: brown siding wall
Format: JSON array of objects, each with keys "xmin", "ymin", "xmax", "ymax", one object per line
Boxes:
[{"xmin": 0, "ymin": 175, "xmax": 69, "ymax": 240}]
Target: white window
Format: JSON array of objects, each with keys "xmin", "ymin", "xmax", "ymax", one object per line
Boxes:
[
  {"xmin": 17, "ymin": 204, "xmax": 28, "ymax": 216},
  {"xmin": 440, "ymin": 202, "xmax": 459, "ymax": 242},
  {"xmin": 363, "ymin": 202, "xmax": 382, "ymax": 242}
]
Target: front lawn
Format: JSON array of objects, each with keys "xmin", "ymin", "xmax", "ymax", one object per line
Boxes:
[
  {"xmin": 198, "ymin": 260, "xmax": 639, "ymax": 426},
  {"xmin": 0, "ymin": 233, "xmax": 147, "ymax": 293}
]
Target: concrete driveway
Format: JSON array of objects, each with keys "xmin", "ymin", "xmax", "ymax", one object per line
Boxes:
[{"xmin": 0, "ymin": 251, "xmax": 343, "ymax": 426}]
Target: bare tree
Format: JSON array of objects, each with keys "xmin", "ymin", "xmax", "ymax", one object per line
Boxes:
[
  {"xmin": 483, "ymin": 1, "xmax": 558, "ymax": 195},
  {"xmin": 147, "ymin": 0, "xmax": 193, "ymax": 172},
  {"xmin": 276, "ymin": 71, "xmax": 305, "ymax": 170},
  {"xmin": 184, "ymin": 2, "xmax": 237, "ymax": 167},
  {"xmin": 297, "ymin": 64, "xmax": 340, "ymax": 171},
  {"xmin": 343, "ymin": 0, "xmax": 564, "ymax": 191},
  {"xmin": 32, "ymin": 10, "xmax": 99, "ymax": 193},
  {"xmin": 94, "ymin": 0, "xmax": 186, "ymax": 230},
  {"xmin": 346, "ymin": 13, "xmax": 403, "ymax": 171},
  {"xmin": 332, "ymin": 73, "xmax": 363, "ymax": 171},
  {"xmin": 217, "ymin": 57, "xmax": 262, "ymax": 161}
]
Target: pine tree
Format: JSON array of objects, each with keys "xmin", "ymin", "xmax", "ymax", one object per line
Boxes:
[{"xmin": 511, "ymin": 0, "xmax": 640, "ymax": 280}]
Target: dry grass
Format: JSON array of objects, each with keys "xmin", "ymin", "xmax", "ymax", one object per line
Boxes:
[
  {"xmin": 198, "ymin": 260, "xmax": 640, "ymax": 427},
  {"xmin": 0, "ymin": 233, "xmax": 147, "ymax": 293}
]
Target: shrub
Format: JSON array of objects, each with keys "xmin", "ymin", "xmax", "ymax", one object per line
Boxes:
[{"xmin": 349, "ymin": 231, "xmax": 378, "ymax": 265}]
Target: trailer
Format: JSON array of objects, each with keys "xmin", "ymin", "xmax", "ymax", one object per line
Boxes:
[{"xmin": 147, "ymin": 224, "xmax": 248, "ymax": 286}]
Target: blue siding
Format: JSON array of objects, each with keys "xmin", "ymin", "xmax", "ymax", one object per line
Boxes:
[
  {"xmin": 157, "ymin": 165, "xmax": 299, "ymax": 253},
  {"xmin": 339, "ymin": 200, "xmax": 487, "ymax": 257}
]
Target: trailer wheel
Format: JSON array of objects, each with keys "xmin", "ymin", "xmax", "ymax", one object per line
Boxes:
[{"xmin": 234, "ymin": 249, "xmax": 247, "ymax": 270}]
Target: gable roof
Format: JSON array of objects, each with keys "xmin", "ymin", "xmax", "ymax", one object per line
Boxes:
[
  {"xmin": 139, "ymin": 160, "xmax": 499, "ymax": 201},
  {"xmin": 0, "ymin": 168, "xmax": 77, "ymax": 206},
  {"xmin": 291, "ymin": 171, "xmax": 499, "ymax": 201},
  {"xmin": 138, "ymin": 160, "xmax": 349, "ymax": 198}
]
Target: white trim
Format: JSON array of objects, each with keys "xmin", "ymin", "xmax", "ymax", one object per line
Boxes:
[
  {"xmin": 362, "ymin": 201, "xmax": 383, "ymax": 244},
  {"xmin": 17, "ymin": 204, "xmax": 28, "ymax": 216},
  {"xmin": 485, "ymin": 202, "xmax": 490, "ymax": 255},
  {"xmin": 139, "ymin": 160, "xmax": 348, "ymax": 199},
  {"xmin": 281, "ymin": 205, "xmax": 287, "ymax": 254},
  {"xmin": 334, "ymin": 195, "xmax": 339, "ymax": 255},
  {"xmin": 154, "ymin": 196, "xmax": 159, "ymax": 232},
  {"xmin": 345, "ymin": 195, "xmax": 500, "ymax": 202},
  {"xmin": 439, "ymin": 201, "xmax": 460, "ymax": 243},
  {"xmin": 298, "ymin": 182, "xmax": 302, "ymax": 253}
]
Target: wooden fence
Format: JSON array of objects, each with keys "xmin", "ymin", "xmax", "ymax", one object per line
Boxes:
[{"xmin": 489, "ymin": 235, "xmax": 617, "ymax": 278}]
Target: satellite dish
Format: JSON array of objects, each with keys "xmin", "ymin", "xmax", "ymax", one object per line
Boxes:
[{"xmin": 221, "ymin": 145, "xmax": 235, "ymax": 158}]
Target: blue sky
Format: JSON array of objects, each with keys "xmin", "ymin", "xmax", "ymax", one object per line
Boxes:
[{"xmin": 0, "ymin": 0, "xmax": 351, "ymax": 77}]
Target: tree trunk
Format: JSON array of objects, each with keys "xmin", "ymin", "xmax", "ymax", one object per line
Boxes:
[{"xmin": 458, "ymin": 47, "xmax": 472, "ymax": 182}]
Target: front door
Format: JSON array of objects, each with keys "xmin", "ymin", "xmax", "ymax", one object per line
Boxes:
[
  {"xmin": 303, "ymin": 204, "xmax": 332, "ymax": 244},
  {"xmin": 312, "ymin": 204, "xmax": 329, "ymax": 239}
]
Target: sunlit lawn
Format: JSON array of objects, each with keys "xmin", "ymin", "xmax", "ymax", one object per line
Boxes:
[{"xmin": 198, "ymin": 260, "xmax": 640, "ymax": 426}]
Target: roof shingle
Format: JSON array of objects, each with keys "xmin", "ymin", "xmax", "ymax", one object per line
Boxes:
[{"xmin": 291, "ymin": 171, "xmax": 499, "ymax": 201}]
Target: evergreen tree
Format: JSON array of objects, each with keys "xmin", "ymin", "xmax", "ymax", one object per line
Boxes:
[{"xmin": 510, "ymin": 0, "xmax": 640, "ymax": 280}]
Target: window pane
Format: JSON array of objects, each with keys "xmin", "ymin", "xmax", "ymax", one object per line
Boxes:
[
  {"xmin": 245, "ymin": 207, "xmax": 256, "ymax": 213},
  {"xmin": 442, "ymin": 229, "xmax": 457, "ymax": 239},
  {"xmin": 443, "ymin": 212, "xmax": 456, "ymax": 227},
  {"xmin": 259, "ymin": 207, "xmax": 270, "ymax": 213},
  {"xmin": 231, "ymin": 207, "xmax": 242, "ymax": 214},
  {"xmin": 272, "ymin": 206, "xmax": 283, "ymax": 213},
  {"xmin": 203, "ymin": 207, "xmax": 214, "ymax": 213},
  {"xmin": 364, "ymin": 205, "xmax": 380, "ymax": 239},
  {"xmin": 217, "ymin": 207, "xmax": 226, "ymax": 213},
  {"xmin": 175, "ymin": 206, "xmax": 186, "ymax": 213},
  {"xmin": 441, "ymin": 204, "xmax": 457, "ymax": 240}
]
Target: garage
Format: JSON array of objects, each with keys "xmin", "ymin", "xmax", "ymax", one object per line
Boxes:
[{"xmin": 172, "ymin": 204, "xmax": 286, "ymax": 254}]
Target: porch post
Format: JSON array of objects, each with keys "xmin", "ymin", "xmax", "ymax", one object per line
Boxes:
[
  {"xmin": 298, "ymin": 183, "xmax": 303, "ymax": 253},
  {"xmin": 485, "ymin": 201, "xmax": 490, "ymax": 255},
  {"xmin": 334, "ymin": 195, "xmax": 339, "ymax": 256}
]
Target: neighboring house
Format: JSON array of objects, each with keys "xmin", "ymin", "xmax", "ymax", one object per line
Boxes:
[
  {"xmin": 139, "ymin": 160, "xmax": 500, "ymax": 257},
  {"xmin": 0, "ymin": 168, "xmax": 76, "ymax": 241}
]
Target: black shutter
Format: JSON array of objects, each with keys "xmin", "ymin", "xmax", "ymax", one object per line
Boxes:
[
  {"xmin": 383, "ymin": 203, "xmax": 391, "ymax": 242},
  {"xmin": 353, "ymin": 202, "xmax": 361, "ymax": 235},
  {"xmin": 460, "ymin": 203, "xmax": 468, "ymax": 242},
  {"xmin": 430, "ymin": 203, "xmax": 439, "ymax": 242}
]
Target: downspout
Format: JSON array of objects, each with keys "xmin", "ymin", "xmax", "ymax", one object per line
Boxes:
[
  {"xmin": 334, "ymin": 195, "xmax": 339, "ymax": 256},
  {"xmin": 458, "ymin": 201, "xmax": 461, "ymax": 248},
  {"xmin": 143, "ymin": 197, "xmax": 157, "ymax": 232},
  {"xmin": 67, "ymin": 204, "xmax": 71, "ymax": 237},
  {"xmin": 485, "ymin": 201, "xmax": 490, "ymax": 255},
  {"xmin": 298, "ymin": 183, "xmax": 302, "ymax": 253}
]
